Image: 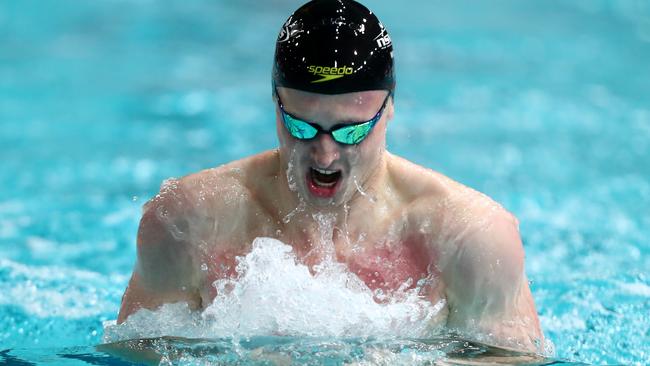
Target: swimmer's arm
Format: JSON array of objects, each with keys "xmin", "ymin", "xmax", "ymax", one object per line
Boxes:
[
  {"xmin": 442, "ymin": 213, "xmax": 543, "ymax": 352},
  {"xmin": 118, "ymin": 188, "xmax": 201, "ymax": 323}
]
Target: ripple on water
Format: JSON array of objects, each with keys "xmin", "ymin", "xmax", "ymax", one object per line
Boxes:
[{"xmin": 0, "ymin": 259, "xmax": 126, "ymax": 348}]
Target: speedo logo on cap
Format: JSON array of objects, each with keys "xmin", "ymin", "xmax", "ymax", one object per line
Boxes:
[{"xmin": 307, "ymin": 65, "xmax": 354, "ymax": 83}]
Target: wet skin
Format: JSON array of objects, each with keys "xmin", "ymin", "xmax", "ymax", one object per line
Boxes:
[{"xmin": 118, "ymin": 88, "xmax": 543, "ymax": 352}]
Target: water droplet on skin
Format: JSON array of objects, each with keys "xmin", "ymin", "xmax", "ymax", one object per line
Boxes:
[
  {"xmin": 283, "ymin": 199, "xmax": 306, "ymax": 224},
  {"xmin": 353, "ymin": 176, "xmax": 377, "ymax": 203},
  {"xmin": 286, "ymin": 147, "xmax": 299, "ymax": 192},
  {"xmin": 311, "ymin": 212, "xmax": 337, "ymax": 260},
  {"xmin": 201, "ymin": 263, "xmax": 208, "ymax": 271}
]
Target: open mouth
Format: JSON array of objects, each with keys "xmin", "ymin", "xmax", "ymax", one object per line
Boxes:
[{"xmin": 306, "ymin": 167, "xmax": 342, "ymax": 198}]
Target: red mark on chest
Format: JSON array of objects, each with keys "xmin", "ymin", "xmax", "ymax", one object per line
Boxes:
[
  {"xmin": 199, "ymin": 236, "xmax": 438, "ymax": 305},
  {"xmin": 345, "ymin": 235, "xmax": 434, "ymax": 293}
]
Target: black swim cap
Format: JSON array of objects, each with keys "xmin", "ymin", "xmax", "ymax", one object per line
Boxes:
[{"xmin": 273, "ymin": 0, "xmax": 394, "ymax": 95}]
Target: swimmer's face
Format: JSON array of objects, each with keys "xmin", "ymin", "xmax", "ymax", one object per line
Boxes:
[{"xmin": 275, "ymin": 87, "xmax": 393, "ymax": 207}]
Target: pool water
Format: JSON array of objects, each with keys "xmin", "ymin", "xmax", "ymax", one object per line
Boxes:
[{"xmin": 1, "ymin": 0, "xmax": 649, "ymax": 364}]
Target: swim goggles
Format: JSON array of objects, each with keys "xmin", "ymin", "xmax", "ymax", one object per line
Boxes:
[{"xmin": 275, "ymin": 89, "xmax": 391, "ymax": 145}]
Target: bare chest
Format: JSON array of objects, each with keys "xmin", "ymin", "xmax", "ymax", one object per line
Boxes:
[
  {"xmin": 198, "ymin": 229, "xmax": 440, "ymax": 305},
  {"xmin": 339, "ymin": 234, "xmax": 435, "ymax": 294}
]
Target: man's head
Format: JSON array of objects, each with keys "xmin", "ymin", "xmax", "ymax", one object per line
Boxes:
[{"xmin": 273, "ymin": 0, "xmax": 395, "ymax": 207}]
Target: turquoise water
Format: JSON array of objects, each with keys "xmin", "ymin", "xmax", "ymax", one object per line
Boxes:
[{"xmin": 1, "ymin": 0, "xmax": 649, "ymax": 364}]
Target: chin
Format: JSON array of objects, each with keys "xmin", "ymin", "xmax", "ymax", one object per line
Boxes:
[
  {"xmin": 296, "ymin": 180, "xmax": 350, "ymax": 208},
  {"xmin": 298, "ymin": 187, "xmax": 343, "ymax": 208}
]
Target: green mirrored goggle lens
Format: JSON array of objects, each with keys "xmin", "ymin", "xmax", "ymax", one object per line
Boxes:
[
  {"xmin": 331, "ymin": 121, "xmax": 374, "ymax": 145},
  {"xmin": 276, "ymin": 89, "xmax": 389, "ymax": 145},
  {"xmin": 283, "ymin": 114, "xmax": 318, "ymax": 139},
  {"xmin": 283, "ymin": 115, "xmax": 375, "ymax": 145}
]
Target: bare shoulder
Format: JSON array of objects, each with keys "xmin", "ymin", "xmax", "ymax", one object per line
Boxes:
[
  {"xmin": 386, "ymin": 153, "xmax": 520, "ymax": 254},
  {"xmin": 119, "ymin": 151, "xmax": 280, "ymax": 322},
  {"xmin": 385, "ymin": 153, "xmax": 452, "ymax": 202},
  {"xmin": 142, "ymin": 150, "xmax": 279, "ymax": 230},
  {"xmin": 170, "ymin": 151, "xmax": 276, "ymax": 205},
  {"xmin": 387, "ymin": 153, "xmax": 515, "ymax": 216},
  {"xmin": 386, "ymin": 155, "xmax": 540, "ymax": 349},
  {"xmin": 389, "ymin": 155, "xmax": 526, "ymax": 282},
  {"xmin": 136, "ymin": 150, "xmax": 280, "ymax": 278}
]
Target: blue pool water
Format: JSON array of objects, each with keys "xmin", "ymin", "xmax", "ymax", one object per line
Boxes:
[{"xmin": 1, "ymin": 0, "xmax": 649, "ymax": 364}]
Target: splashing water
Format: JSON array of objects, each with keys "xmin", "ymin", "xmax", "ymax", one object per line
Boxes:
[
  {"xmin": 311, "ymin": 211, "xmax": 337, "ymax": 259},
  {"xmin": 103, "ymin": 237, "xmax": 446, "ymax": 343},
  {"xmin": 282, "ymin": 198, "xmax": 305, "ymax": 224},
  {"xmin": 281, "ymin": 146, "xmax": 308, "ymax": 224},
  {"xmin": 285, "ymin": 147, "xmax": 299, "ymax": 193},
  {"xmin": 353, "ymin": 176, "xmax": 377, "ymax": 203}
]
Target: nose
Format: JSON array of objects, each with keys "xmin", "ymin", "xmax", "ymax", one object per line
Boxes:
[{"xmin": 311, "ymin": 133, "xmax": 340, "ymax": 168}]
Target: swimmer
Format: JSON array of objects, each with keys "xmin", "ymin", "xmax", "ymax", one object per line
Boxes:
[{"xmin": 118, "ymin": 0, "xmax": 543, "ymax": 352}]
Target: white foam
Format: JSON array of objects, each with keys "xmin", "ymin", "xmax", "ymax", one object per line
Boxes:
[{"xmin": 104, "ymin": 237, "xmax": 446, "ymax": 343}]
